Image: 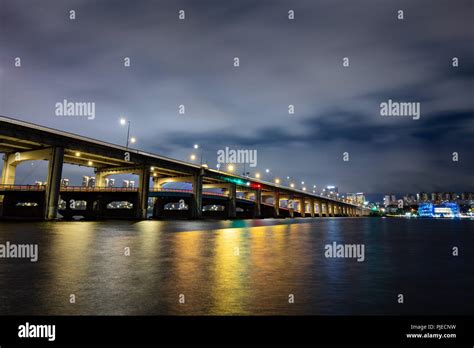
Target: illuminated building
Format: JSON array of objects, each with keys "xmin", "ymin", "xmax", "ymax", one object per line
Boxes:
[{"xmin": 418, "ymin": 202, "xmax": 459, "ymax": 218}]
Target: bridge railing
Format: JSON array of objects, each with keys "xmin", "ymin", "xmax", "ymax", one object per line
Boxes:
[
  {"xmin": 150, "ymin": 188, "xmax": 229, "ymax": 197},
  {"xmin": 0, "ymin": 184, "xmax": 46, "ymax": 191},
  {"xmin": 150, "ymin": 188, "xmax": 193, "ymax": 194},
  {"xmin": 60, "ymin": 186, "xmax": 139, "ymax": 192}
]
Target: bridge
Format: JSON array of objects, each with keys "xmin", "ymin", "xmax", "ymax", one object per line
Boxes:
[{"xmin": 0, "ymin": 115, "xmax": 368, "ymax": 220}]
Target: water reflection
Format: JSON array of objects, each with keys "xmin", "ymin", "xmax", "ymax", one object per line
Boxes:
[{"xmin": 0, "ymin": 218, "xmax": 472, "ymax": 315}]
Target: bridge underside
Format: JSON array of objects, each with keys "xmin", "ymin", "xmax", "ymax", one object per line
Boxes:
[{"xmin": 0, "ymin": 189, "xmax": 362, "ymax": 220}]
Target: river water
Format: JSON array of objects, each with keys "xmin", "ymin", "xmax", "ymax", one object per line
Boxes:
[{"xmin": 0, "ymin": 218, "xmax": 472, "ymax": 315}]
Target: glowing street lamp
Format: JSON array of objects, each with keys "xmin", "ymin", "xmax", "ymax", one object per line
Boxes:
[
  {"xmin": 190, "ymin": 154, "xmax": 196, "ymax": 161},
  {"xmin": 275, "ymin": 178, "xmax": 280, "ymax": 184},
  {"xmin": 255, "ymin": 172, "xmax": 261, "ymax": 179},
  {"xmin": 192, "ymin": 144, "xmax": 203, "ymax": 164},
  {"xmin": 119, "ymin": 117, "xmax": 133, "ymax": 148},
  {"xmin": 227, "ymin": 164, "xmax": 235, "ymax": 172}
]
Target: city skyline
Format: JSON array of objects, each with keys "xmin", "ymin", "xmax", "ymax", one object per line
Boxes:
[{"xmin": 1, "ymin": 0, "xmax": 473, "ymax": 194}]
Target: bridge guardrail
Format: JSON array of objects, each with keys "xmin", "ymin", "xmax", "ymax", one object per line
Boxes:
[{"xmin": 0, "ymin": 184, "xmax": 46, "ymax": 191}]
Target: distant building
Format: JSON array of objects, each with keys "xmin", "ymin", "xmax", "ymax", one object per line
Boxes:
[
  {"xmin": 60, "ymin": 178, "xmax": 69, "ymax": 187},
  {"xmin": 122, "ymin": 180, "xmax": 135, "ymax": 188},
  {"xmin": 418, "ymin": 202, "xmax": 459, "ymax": 218},
  {"xmin": 383, "ymin": 194, "xmax": 396, "ymax": 207},
  {"xmin": 403, "ymin": 194, "xmax": 416, "ymax": 205},
  {"xmin": 88, "ymin": 177, "xmax": 95, "ymax": 188},
  {"xmin": 417, "ymin": 192, "xmax": 429, "ymax": 202},
  {"xmin": 347, "ymin": 192, "xmax": 365, "ymax": 205},
  {"xmin": 82, "ymin": 176, "xmax": 90, "ymax": 187},
  {"xmin": 325, "ymin": 185, "xmax": 338, "ymax": 198}
]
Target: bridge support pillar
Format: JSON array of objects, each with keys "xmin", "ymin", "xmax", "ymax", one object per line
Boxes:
[
  {"xmin": 191, "ymin": 172, "xmax": 203, "ymax": 218},
  {"xmin": 95, "ymin": 170, "xmax": 110, "ymax": 188},
  {"xmin": 329, "ymin": 203, "xmax": 334, "ymax": 217},
  {"xmin": 45, "ymin": 147, "xmax": 64, "ymax": 220},
  {"xmin": 309, "ymin": 198, "xmax": 315, "ymax": 217},
  {"xmin": 1, "ymin": 153, "xmax": 17, "ymax": 186},
  {"xmin": 317, "ymin": 200, "xmax": 322, "ymax": 217},
  {"xmin": 254, "ymin": 190, "xmax": 261, "ymax": 218},
  {"xmin": 288, "ymin": 196, "xmax": 294, "ymax": 218},
  {"xmin": 138, "ymin": 166, "xmax": 150, "ymax": 219},
  {"xmin": 228, "ymin": 183, "xmax": 236, "ymax": 218},
  {"xmin": 273, "ymin": 191, "xmax": 280, "ymax": 218},
  {"xmin": 299, "ymin": 197, "xmax": 305, "ymax": 217}
]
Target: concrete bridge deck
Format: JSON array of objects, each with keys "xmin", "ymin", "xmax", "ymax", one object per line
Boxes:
[{"xmin": 0, "ymin": 115, "xmax": 368, "ymax": 220}]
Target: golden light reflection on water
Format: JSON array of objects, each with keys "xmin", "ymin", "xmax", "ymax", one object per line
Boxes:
[
  {"xmin": 47, "ymin": 222, "xmax": 97, "ymax": 283},
  {"xmin": 35, "ymin": 221, "xmax": 319, "ymax": 314},
  {"xmin": 210, "ymin": 227, "xmax": 249, "ymax": 314}
]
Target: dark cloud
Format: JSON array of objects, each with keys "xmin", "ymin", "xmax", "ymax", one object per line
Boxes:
[{"xmin": 0, "ymin": 0, "xmax": 472, "ymax": 194}]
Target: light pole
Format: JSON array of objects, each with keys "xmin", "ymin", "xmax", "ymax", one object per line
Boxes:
[
  {"xmin": 242, "ymin": 163, "xmax": 250, "ymax": 177},
  {"xmin": 120, "ymin": 118, "xmax": 132, "ymax": 148},
  {"xmin": 193, "ymin": 144, "xmax": 204, "ymax": 165}
]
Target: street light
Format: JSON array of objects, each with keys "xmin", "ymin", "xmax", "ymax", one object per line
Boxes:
[
  {"xmin": 190, "ymin": 154, "xmax": 196, "ymax": 161},
  {"xmin": 265, "ymin": 169, "xmax": 270, "ymax": 173},
  {"xmin": 255, "ymin": 172, "xmax": 261, "ymax": 179},
  {"xmin": 275, "ymin": 178, "xmax": 280, "ymax": 184},
  {"xmin": 227, "ymin": 164, "xmax": 235, "ymax": 172},
  {"xmin": 119, "ymin": 118, "xmax": 133, "ymax": 148},
  {"xmin": 192, "ymin": 144, "xmax": 204, "ymax": 164}
]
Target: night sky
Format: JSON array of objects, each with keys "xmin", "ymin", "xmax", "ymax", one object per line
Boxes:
[{"xmin": 0, "ymin": 0, "xmax": 473, "ymax": 195}]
